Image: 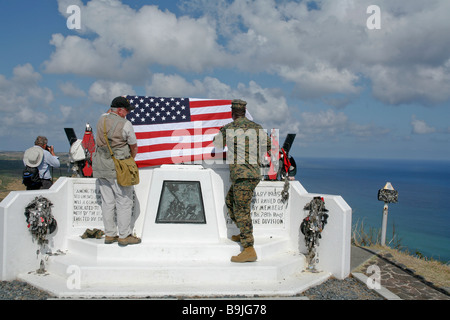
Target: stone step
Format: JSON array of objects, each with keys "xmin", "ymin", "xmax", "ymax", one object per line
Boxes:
[
  {"xmin": 17, "ymin": 250, "xmax": 332, "ymax": 298},
  {"xmin": 18, "ymin": 265, "xmax": 330, "ymax": 299},
  {"xmin": 44, "ymin": 250, "xmax": 306, "ymax": 287},
  {"xmin": 65, "ymin": 235, "xmax": 292, "ymax": 262}
]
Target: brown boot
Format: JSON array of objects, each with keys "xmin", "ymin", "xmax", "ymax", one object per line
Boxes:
[
  {"xmin": 231, "ymin": 234, "xmax": 240, "ymax": 242},
  {"xmin": 231, "ymin": 246, "xmax": 257, "ymax": 263},
  {"xmin": 118, "ymin": 235, "xmax": 141, "ymax": 247},
  {"xmin": 104, "ymin": 235, "xmax": 118, "ymax": 244}
]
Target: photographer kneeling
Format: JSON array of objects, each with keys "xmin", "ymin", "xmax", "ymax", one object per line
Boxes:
[{"xmin": 23, "ymin": 136, "xmax": 61, "ymax": 189}]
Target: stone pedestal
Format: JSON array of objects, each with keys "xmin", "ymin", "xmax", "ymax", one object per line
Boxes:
[{"xmin": 0, "ymin": 164, "xmax": 351, "ymax": 298}]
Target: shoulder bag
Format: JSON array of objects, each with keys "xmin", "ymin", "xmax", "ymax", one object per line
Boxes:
[{"xmin": 103, "ymin": 117, "xmax": 140, "ymax": 186}]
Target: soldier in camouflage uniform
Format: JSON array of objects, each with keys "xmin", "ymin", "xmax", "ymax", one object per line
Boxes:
[{"xmin": 213, "ymin": 99, "xmax": 271, "ymax": 262}]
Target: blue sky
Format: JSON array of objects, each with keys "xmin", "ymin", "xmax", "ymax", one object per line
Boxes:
[{"xmin": 1, "ymin": 0, "xmax": 450, "ymax": 161}]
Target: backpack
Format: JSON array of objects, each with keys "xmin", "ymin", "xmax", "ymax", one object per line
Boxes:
[
  {"xmin": 69, "ymin": 139, "xmax": 87, "ymax": 162},
  {"xmin": 23, "ymin": 165, "xmax": 41, "ymax": 188}
]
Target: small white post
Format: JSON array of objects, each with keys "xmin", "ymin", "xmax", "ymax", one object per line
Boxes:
[
  {"xmin": 381, "ymin": 203, "xmax": 388, "ymax": 246},
  {"xmin": 378, "ymin": 182, "xmax": 397, "ymax": 246}
]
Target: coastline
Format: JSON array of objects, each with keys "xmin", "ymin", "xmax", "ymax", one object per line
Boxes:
[{"xmin": 297, "ymin": 156, "xmax": 450, "ymax": 263}]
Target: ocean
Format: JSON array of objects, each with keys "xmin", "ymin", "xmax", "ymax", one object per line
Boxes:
[{"xmin": 296, "ymin": 157, "xmax": 450, "ymax": 263}]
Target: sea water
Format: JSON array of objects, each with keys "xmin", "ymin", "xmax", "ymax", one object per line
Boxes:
[{"xmin": 296, "ymin": 157, "xmax": 450, "ymax": 263}]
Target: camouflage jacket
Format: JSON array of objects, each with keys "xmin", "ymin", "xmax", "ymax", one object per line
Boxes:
[{"xmin": 213, "ymin": 117, "xmax": 271, "ymax": 181}]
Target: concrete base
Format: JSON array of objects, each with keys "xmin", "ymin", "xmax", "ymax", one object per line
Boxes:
[
  {"xmin": 1, "ymin": 164, "xmax": 351, "ymax": 298},
  {"xmin": 17, "ymin": 236, "xmax": 330, "ymax": 298}
]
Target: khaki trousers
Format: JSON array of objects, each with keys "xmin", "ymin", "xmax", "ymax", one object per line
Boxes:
[{"xmin": 97, "ymin": 178, "xmax": 134, "ymax": 239}]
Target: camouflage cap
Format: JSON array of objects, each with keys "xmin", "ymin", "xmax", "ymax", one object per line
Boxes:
[{"xmin": 231, "ymin": 99, "xmax": 247, "ymax": 110}]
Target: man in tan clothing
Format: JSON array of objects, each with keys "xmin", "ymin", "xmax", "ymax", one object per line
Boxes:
[{"xmin": 92, "ymin": 96, "xmax": 141, "ymax": 247}]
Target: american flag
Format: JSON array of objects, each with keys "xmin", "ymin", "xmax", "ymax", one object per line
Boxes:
[{"xmin": 125, "ymin": 96, "xmax": 252, "ymax": 168}]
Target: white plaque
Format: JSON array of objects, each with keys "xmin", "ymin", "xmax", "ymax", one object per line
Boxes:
[
  {"xmin": 72, "ymin": 183, "xmax": 103, "ymax": 227},
  {"xmin": 226, "ymin": 185, "xmax": 287, "ymax": 228}
]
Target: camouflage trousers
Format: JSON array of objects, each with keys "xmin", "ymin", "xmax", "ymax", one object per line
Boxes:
[{"xmin": 226, "ymin": 178, "xmax": 260, "ymax": 248}]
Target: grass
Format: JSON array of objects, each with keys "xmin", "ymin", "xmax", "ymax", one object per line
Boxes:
[
  {"xmin": 352, "ymin": 218, "xmax": 450, "ymax": 290},
  {"xmin": 0, "ymin": 176, "xmax": 26, "ymax": 201},
  {"xmin": 0, "ymin": 152, "xmax": 71, "ymax": 202},
  {"xmin": 353, "ymin": 244, "xmax": 450, "ymax": 290},
  {"xmin": 352, "ymin": 218, "xmax": 449, "ymax": 263},
  {"xmin": 352, "ymin": 218, "xmax": 403, "ymax": 250}
]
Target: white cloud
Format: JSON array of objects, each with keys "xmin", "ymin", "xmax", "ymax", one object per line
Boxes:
[
  {"xmin": 278, "ymin": 63, "xmax": 361, "ymax": 99},
  {"xmin": 48, "ymin": 0, "xmax": 229, "ymax": 82},
  {"xmin": 44, "ymin": 33, "xmax": 128, "ymax": 79},
  {"xmin": 12, "ymin": 63, "xmax": 42, "ymax": 84},
  {"xmin": 0, "ymin": 64, "xmax": 53, "ymax": 125},
  {"xmin": 146, "ymin": 73, "xmax": 207, "ymax": 98},
  {"xmin": 299, "ymin": 109, "xmax": 349, "ymax": 136},
  {"xmin": 59, "ymin": 105, "xmax": 73, "ymax": 121},
  {"xmin": 366, "ymin": 61, "xmax": 450, "ymax": 105},
  {"xmin": 411, "ymin": 116, "xmax": 436, "ymax": 134},
  {"xmin": 144, "ymin": 72, "xmax": 387, "ymax": 142},
  {"xmin": 296, "ymin": 108, "xmax": 389, "ymax": 141},
  {"xmin": 146, "ymin": 73, "xmax": 293, "ymax": 128},
  {"xmin": 234, "ymin": 81, "xmax": 290, "ymax": 124},
  {"xmin": 183, "ymin": 0, "xmax": 450, "ymax": 105},
  {"xmin": 0, "ymin": 64, "xmax": 72, "ymax": 146},
  {"xmin": 47, "ymin": 0, "xmax": 450, "ymax": 106},
  {"xmin": 88, "ymin": 80, "xmax": 135, "ymax": 105},
  {"xmin": 59, "ymin": 81, "xmax": 86, "ymax": 97}
]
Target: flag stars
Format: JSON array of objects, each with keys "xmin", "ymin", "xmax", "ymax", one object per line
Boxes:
[{"xmin": 125, "ymin": 96, "xmax": 191, "ymax": 125}]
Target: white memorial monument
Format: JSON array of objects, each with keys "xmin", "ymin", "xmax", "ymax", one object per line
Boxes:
[{"xmin": 0, "ymin": 163, "xmax": 351, "ymax": 298}]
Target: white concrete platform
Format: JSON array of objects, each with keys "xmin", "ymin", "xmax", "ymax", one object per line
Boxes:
[
  {"xmin": 2, "ymin": 164, "xmax": 351, "ymax": 298},
  {"xmin": 18, "ymin": 271, "xmax": 331, "ymax": 299},
  {"xmin": 17, "ymin": 236, "xmax": 331, "ymax": 298},
  {"xmin": 19, "ymin": 272, "xmax": 331, "ymax": 299}
]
